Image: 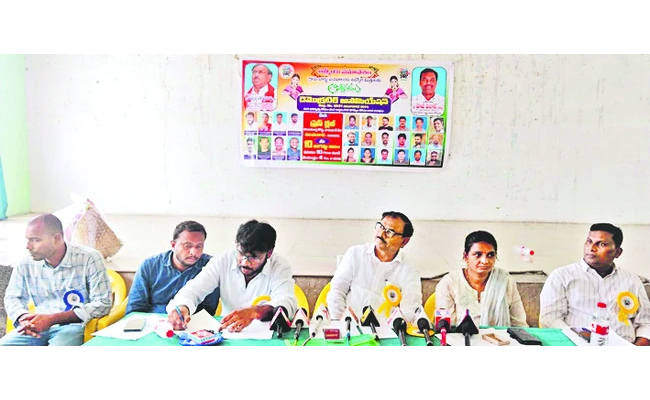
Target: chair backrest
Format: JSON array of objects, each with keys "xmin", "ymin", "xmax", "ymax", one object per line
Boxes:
[
  {"xmin": 314, "ymin": 282, "xmax": 331, "ymax": 313},
  {"xmin": 312, "ymin": 254, "xmax": 342, "ymax": 313},
  {"xmin": 294, "ymin": 283, "xmax": 310, "ymax": 318},
  {"xmin": 423, "ymin": 293, "xmax": 436, "ymax": 321},
  {"xmin": 106, "ymin": 269, "xmax": 127, "ymax": 307}
]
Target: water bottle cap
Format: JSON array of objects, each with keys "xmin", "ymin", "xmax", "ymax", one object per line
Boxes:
[{"xmin": 597, "ymin": 302, "xmax": 607, "ymax": 308}]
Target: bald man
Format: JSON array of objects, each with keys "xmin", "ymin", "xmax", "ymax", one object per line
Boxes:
[
  {"xmin": 244, "ymin": 63, "xmax": 277, "ymax": 111},
  {"xmin": 0, "ymin": 214, "xmax": 111, "ymax": 346}
]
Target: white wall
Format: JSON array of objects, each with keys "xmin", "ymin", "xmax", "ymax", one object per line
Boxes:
[{"xmin": 25, "ymin": 55, "xmax": 650, "ymax": 223}]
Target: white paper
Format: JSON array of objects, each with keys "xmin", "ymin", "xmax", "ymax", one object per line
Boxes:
[
  {"xmin": 92, "ymin": 315, "xmax": 155, "ymax": 340},
  {"xmin": 220, "ymin": 319, "xmax": 273, "ymax": 340},
  {"xmin": 434, "ymin": 328, "xmax": 522, "ymax": 346},
  {"xmin": 182, "ymin": 309, "xmax": 222, "ymax": 333},
  {"xmin": 562, "ymin": 327, "xmax": 633, "ymax": 346}
]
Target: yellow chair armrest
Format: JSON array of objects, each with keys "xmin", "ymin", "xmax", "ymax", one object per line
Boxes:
[
  {"xmin": 97, "ymin": 297, "xmax": 128, "ymax": 331},
  {"xmin": 84, "ymin": 318, "xmax": 99, "ymax": 343},
  {"xmin": 82, "ymin": 298, "xmax": 128, "ymax": 343}
]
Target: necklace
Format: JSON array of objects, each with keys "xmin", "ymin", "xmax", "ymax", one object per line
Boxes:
[{"xmin": 463, "ymin": 268, "xmax": 487, "ymax": 301}]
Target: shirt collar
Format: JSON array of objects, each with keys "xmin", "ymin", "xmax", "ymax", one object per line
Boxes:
[
  {"xmin": 367, "ymin": 243, "xmax": 403, "ymax": 264},
  {"xmin": 166, "ymin": 249, "xmax": 199, "ymax": 273},
  {"xmin": 579, "ymin": 258, "xmax": 618, "ymax": 276},
  {"xmin": 44, "ymin": 243, "xmax": 71, "ymax": 269}
]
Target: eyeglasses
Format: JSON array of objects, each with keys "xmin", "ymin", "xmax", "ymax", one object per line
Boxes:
[
  {"xmin": 235, "ymin": 248, "xmax": 266, "ymax": 263},
  {"xmin": 375, "ymin": 222, "xmax": 404, "ymax": 238}
]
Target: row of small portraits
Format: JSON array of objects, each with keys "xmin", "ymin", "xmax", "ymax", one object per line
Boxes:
[{"xmin": 243, "ymin": 111, "xmax": 446, "ymax": 133}]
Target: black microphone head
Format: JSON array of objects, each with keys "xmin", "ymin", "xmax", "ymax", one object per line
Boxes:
[
  {"xmin": 392, "ymin": 317, "xmax": 406, "ymax": 331},
  {"xmin": 435, "ymin": 318, "xmax": 451, "ymax": 333},
  {"xmin": 292, "ymin": 307, "xmax": 308, "ymax": 326},
  {"xmin": 417, "ymin": 317, "xmax": 431, "ymax": 333}
]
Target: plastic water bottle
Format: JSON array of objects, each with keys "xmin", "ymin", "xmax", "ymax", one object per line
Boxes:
[
  {"xmin": 153, "ymin": 320, "xmax": 175, "ymax": 339},
  {"xmin": 514, "ymin": 246, "xmax": 535, "ymax": 256},
  {"xmin": 590, "ymin": 302, "xmax": 609, "ymax": 346}
]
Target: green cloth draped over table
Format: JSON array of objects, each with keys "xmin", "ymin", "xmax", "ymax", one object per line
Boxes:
[{"xmin": 83, "ymin": 313, "xmax": 575, "ymax": 346}]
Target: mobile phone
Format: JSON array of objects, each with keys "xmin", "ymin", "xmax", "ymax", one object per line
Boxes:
[
  {"xmin": 123, "ymin": 318, "xmax": 146, "ymax": 332},
  {"xmin": 506, "ymin": 327, "xmax": 542, "ymax": 345},
  {"xmin": 570, "ymin": 327, "xmax": 591, "ymax": 342}
]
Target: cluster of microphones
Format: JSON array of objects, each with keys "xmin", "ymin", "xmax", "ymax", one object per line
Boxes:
[{"xmin": 267, "ymin": 303, "xmax": 480, "ymax": 346}]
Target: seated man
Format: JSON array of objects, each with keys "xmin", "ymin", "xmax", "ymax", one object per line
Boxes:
[
  {"xmin": 167, "ymin": 220, "xmax": 297, "ymax": 332},
  {"xmin": 0, "ymin": 214, "xmax": 111, "ymax": 346},
  {"xmin": 540, "ymin": 223, "xmax": 650, "ymax": 345},
  {"xmin": 326, "ymin": 211, "xmax": 422, "ymax": 321},
  {"xmin": 126, "ymin": 221, "xmax": 220, "ymax": 316}
]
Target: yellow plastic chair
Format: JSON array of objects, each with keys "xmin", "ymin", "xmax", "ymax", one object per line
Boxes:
[
  {"xmin": 215, "ymin": 300, "xmax": 222, "ymax": 316},
  {"xmin": 6, "ymin": 269, "xmax": 127, "ymax": 343},
  {"xmin": 314, "ymin": 282, "xmax": 331, "ymax": 313},
  {"xmin": 83, "ymin": 269, "xmax": 128, "ymax": 342},
  {"xmin": 215, "ymin": 284, "xmax": 309, "ymax": 318},
  {"xmin": 423, "ymin": 293, "xmax": 436, "ymax": 321},
  {"xmin": 294, "ymin": 283, "xmax": 310, "ymax": 318}
]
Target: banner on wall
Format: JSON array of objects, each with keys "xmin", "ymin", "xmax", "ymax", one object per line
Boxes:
[{"xmin": 240, "ymin": 59, "xmax": 453, "ymax": 169}]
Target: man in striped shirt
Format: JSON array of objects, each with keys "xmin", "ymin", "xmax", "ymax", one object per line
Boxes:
[
  {"xmin": 540, "ymin": 223, "xmax": 650, "ymax": 345},
  {"xmin": 0, "ymin": 214, "xmax": 111, "ymax": 346}
]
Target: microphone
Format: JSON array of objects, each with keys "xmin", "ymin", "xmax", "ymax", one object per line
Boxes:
[
  {"xmin": 392, "ymin": 317, "xmax": 408, "ymax": 346},
  {"xmin": 361, "ymin": 305, "xmax": 380, "ymax": 341},
  {"xmin": 342, "ymin": 307, "xmax": 359, "ymax": 346},
  {"xmin": 388, "ymin": 307, "xmax": 408, "ymax": 346},
  {"xmin": 302, "ymin": 304, "xmax": 330, "ymax": 346},
  {"xmin": 269, "ymin": 306, "xmax": 291, "ymax": 339},
  {"xmin": 291, "ymin": 308, "xmax": 308, "ymax": 346},
  {"xmin": 435, "ymin": 308, "xmax": 452, "ymax": 346},
  {"xmin": 455, "ymin": 309, "xmax": 479, "ymax": 346},
  {"xmin": 417, "ymin": 316, "xmax": 433, "ymax": 346}
]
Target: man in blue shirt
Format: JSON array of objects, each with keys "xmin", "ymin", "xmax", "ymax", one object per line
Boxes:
[{"xmin": 126, "ymin": 221, "xmax": 220, "ymax": 315}]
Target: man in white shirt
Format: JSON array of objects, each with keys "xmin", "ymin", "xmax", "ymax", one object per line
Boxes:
[
  {"xmin": 327, "ymin": 212, "xmax": 422, "ymax": 322},
  {"xmin": 244, "ymin": 63, "xmax": 276, "ymax": 111},
  {"xmin": 167, "ymin": 220, "xmax": 297, "ymax": 332},
  {"xmin": 288, "ymin": 113, "xmax": 301, "ymax": 130},
  {"xmin": 411, "ymin": 68, "xmax": 445, "ymax": 116},
  {"xmin": 540, "ymin": 223, "xmax": 650, "ymax": 345}
]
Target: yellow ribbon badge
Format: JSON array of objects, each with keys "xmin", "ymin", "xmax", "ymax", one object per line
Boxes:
[
  {"xmin": 377, "ymin": 284, "xmax": 402, "ymax": 318},
  {"xmin": 616, "ymin": 291, "xmax": 639, "ymax": 326}
]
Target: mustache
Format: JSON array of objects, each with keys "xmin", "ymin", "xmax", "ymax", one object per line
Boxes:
[{"xmin": 376, "ymin": 236, "xmax": 386, "ymax": 244}]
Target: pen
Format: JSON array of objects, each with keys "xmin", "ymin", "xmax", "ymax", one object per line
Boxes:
[{"xmin": 175, "ymin": 306, "xmax": 186, "ymax": 328}]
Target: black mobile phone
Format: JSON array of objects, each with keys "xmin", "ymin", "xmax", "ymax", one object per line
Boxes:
[
  {"xmin": 506, "ymin": 327, "xmax": 542, "ymax": 345},
  {"xmin": 570, "ymin": 327, "xmax": 591, "ymax": 342},
  {"xmin": 123, "ymin": 318, "xmax": 146, "ymax": 332}
]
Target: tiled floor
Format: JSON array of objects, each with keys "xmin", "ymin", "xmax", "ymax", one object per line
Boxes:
[{"xmin": 1, "ymin": 213, "xmax": 648, "ymax": 280}]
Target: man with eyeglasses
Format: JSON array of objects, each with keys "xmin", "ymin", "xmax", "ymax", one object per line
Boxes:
[
  {"xmin": 166, "ymin": 220, "xmax": 297, "ymax": 332},
  {"xmin": 126, "ymin": 221, "xmax": 220, "ymax": 316},
  {"xmin": 326, "ymin": 211, "xmax": 422, "ymax": 322}
]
